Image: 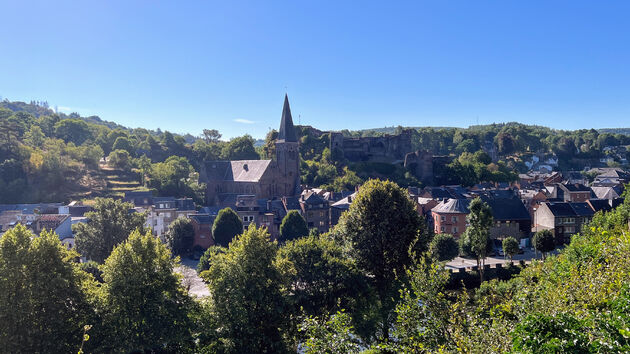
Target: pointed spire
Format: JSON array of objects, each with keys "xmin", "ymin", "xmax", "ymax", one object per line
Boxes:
[{"xmin": 278, "ymin": 94, "xmax": 297, "ymax": 142}]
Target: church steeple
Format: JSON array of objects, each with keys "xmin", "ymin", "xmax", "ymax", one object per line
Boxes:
[{"xmin": 278, "ymin": 94, "xmax": 297, "ymax": 142}]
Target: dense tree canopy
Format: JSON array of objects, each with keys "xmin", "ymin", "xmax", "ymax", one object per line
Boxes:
[
  {"xmin": 335, "ymin": 179, "xmax": 431, "ymax": 339},
  {"xmin": 0, "ymin": 225, "xmax": 93, "ymax": 353},
  {"xmin": 212, "ymin": 207, "xmax": 243, "ymax": 247},
  {"xmin": 165, "ymin": 217, "xmax": 195, "ymax": 256},
  {"xmin": 201, "ymin": 224, "xmax": 289, "ymax": 353},
  {"xmin": 97, "ymin": 230, "xmax": 196, "ymax": 352},
  {"xmin": 74, "ymin": 198, "xmax": 146, "ymax": 262},
  {"xmin": 279, "ymin": 210, "xmax": 309, "ymax": 242}
]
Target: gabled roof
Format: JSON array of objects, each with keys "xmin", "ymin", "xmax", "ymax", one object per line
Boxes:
[
  {"xmin": 432, "ymin": 199, "xmax": 470, "ymax": 214},
  {"xmin": 205, "ymin": 160, "xmax": 272, "ymax": 182},
  {"xmin": 570, "ymin": 202, "xmax": 595, "ymax": 217},
  {"xmin": 331, "ymin": 192, "xmax": 357, "ymax": 210},
  {"xmin": 300, "ymin": 191, "xmax": 327, "ymax": 206},
  {"xmin": 591, "ymin": 186, "xmax": 621, "ymax": 200},
  {"xmin": 277, "ymin": 94, "xmax": 298, "ymax": 143},
  {"xmin": 545, "ymin": 202, "xmax": 576, "ymax": 217},
  {"xmin": 561, "ymin": 183, "xmax": 591, "ymax": 192},
  {"xmin": 189, "ymin": 214, "xmax": 214, "ymax": 225},
  {"xmin": 481, "ymin": 196, "xmax": 531, "ymax": 221},
  {"xmin": 587, "ymin": 199, "xmax": 612, "ymax": 213}
]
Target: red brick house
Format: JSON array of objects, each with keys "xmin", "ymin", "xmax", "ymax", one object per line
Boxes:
[
  {"xmin": 431, "ymin": 199, "xmax": 470, "ymax": 238},
  {"xmin": 189, "ymin": 214, "xmax": 215, "ymax": 249}
]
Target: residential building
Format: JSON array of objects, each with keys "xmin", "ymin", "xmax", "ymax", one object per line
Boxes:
[
  {"xmin": 299, "ymin": 190, "xmax": 330, "ymax": 233},
  {"xmin": 431, "ymin": 199, "xmax": 470, "ymax": 237},
  {"xmin": 189, "ymin": 214, "xmax": 215, "ymax": 249},
  {"xmin": 534, "ymin": 202, "xmax": 595, "ymax": 244}
]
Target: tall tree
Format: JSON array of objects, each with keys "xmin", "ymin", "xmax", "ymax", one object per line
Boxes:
[
  {"xmin": 201, "ymin": 224, "xmax": 289, "ymax": 353},
  {"xmin": 74, "ymin": 198, "xmax": 146, "ymax": 262},
  {"xmin": 466, "ymin": 197, "xmax": 494, "ymax": 281},
  {"xmin": 202, "ymin": 129, "xmax": 222, "ymax": 143},
  {"xmin": 97, "ymin": 230, "xmax": 196, "ymax": 352},
  {"xmin": 533, "ymin": 229, "xmax": 555, "ymax": 259},
  {"xmin": 212, "ymin": 207, "xmax": 243, "ymax": 247},
  {"xmin": 279, "ymin": 210, "xmax": 309, "ymax": 242},
  {"xmin": 165, "ymin": 217, "xmax": 195, "ymax": 256},
  {"xmin": 335, "ymin": 179, "xmax": 431, "ymax": 340},
  {"xmin": 0, "ymin": 225, "xmax": 94, "ymax": 353}
]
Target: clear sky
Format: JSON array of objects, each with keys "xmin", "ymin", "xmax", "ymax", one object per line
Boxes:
[{"xmin": 1, "ymin": 1, "xmax": 629, "ymax": 139}]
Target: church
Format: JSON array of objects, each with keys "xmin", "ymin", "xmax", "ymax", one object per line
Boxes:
[{"xmin": 202, "ymin": 95, "xmax": 301, "ymax": 206}]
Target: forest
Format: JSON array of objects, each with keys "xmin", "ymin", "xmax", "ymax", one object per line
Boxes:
[{"xmin": 1, "ymin": 98, "xmax": 630, "ymax": 204}]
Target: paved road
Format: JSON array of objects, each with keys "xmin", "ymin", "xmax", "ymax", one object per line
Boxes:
[
  {"xmin": 175, "ymin": 258, "xmax": 210, "ymax": 298},
  {"xmin": 446, "ymin": 248, "xmax": 543, "ymax": 269}
]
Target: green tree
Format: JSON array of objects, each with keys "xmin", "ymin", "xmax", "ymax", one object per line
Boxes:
[
  {"xmin": 107, "ymin": 149, "xmax": 132, "ymax": 171},
  {"xmin": 221, "ymin": 134, "xmax": 259, "ymax": 160},
  {"xmin": 202, "ymin": 128, "xmax": 222, "ymax": 143},
  {"xmin": 533, "ymin": 229, "xmax": 555, "ymax": 259},
  {"xmin": 24, "ymin": 125, "xmax": 45, "ymax": 147},
  {"xmin": 212, "ymin": 207, "xmax": 243, "ymax": 247},
  {"xmin": 0, "ymin": 225, "xmax": 94, "ymax": 353},
  {"xmin": 393, "ymin": 257, "xmax": 456, "ymax": 351},
  {"xmin": 466, "ymin": 197, "xmax": 493, "ymax": 282},
  {"xmin": 74, "ymin": 198, "xmax": 146, "ymax": 262},
  {"xmin": 335, "ymin": 179, "xmax": 430, "ymax": 339},
  {"xmin": 196, "ymin": 245, "xmax": 226, "ymax": 274},
  {"xmin": 300, "ymin": 311, "xmax": 362, "ymax": 354},
  {"xmin": 54, "ymin": 118, "xmax": 92, "ymax": 145},
  {"xmin": 112, "ymin": 136, "xmax": 134, "ymax": 155},
  {"xmin": 279, "ymin": 210, "xmax": 309, "ymax": 242},
  {"xmin": 278, "ymin": 235, "xmax": 369, "ymax": 325},
  {"xmin": 136, "ymin": 154, "xmax": 152, "ymax": 186},
  {"xmin": 429, "ymin": 233, "xmax": 459, "ymax": 262},
  {"xmin": 201, "ymin": 224, "xmax": 289, "ymax": 353},
  {"xmin": 165, "ymin": 217, "xmax": 195, "ymax": 256},
  {"xmin": 502, "ymin": 236, "xmax": 520, "ymax": 262},
  {"xmin": 98, "ymin": 230, "xmax": 196, "ymax": 352}
]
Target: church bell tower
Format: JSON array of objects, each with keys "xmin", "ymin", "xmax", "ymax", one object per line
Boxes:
[{"xmin": 275, "ymin": 94, "xmax": 300, "ymax": 196}]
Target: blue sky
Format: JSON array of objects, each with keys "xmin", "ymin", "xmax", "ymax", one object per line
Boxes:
[{"xmin": 1, "ymin": 1, "xmax": 629, "ymax": 139}]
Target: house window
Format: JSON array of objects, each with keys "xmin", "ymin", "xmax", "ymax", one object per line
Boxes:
[
  {"xmin": 242, "ymin": 215, "xmax": 254, "ymax": 222},
  {"xmin": 319, "ymin": 221, "xmax": 325, "ymax": 227},
  {"xmin": 453, "ymin": 227, "xmax": 458, "ymax": 234},
  {"xmin": 452, "ymin": 216, "xmax": 458, "ymax": 222},
  {"xmin": 441, "ymin": 216, "xmax": 446, "ymax": 222},
  {"xmin": 200, "ymin": 234, "xmax": 206, "ymax": 239},
  {"xmin": 165, "ymin": 212, "xmax": 171, "ymax": 218},
  {"xmin": 440, "ymin": 226, "xmax": 445, "ymax": 232}
]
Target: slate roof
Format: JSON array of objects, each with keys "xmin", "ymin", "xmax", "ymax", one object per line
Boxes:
[
  {"xmin": 546, "ymin": 202, "xmax": 576, "ymax": 217},
  {"xmin": 277, "ymin": 94, "xmax": 297, "ymax": 143},
  {"xmin": 570, "ymin": 202, "xmax": 595, "ymax": 217},
  {"xmin": 300, "ymin": 191, "xmax": 328, "ymax": 206},
  {"xmin": 588, "ymin": 199, "xmax": 612, "ymax": 213},
  {"xmin": 205, "ymin": 160, "xmax": 272, "ymax": 182},
  {"xmin": 561, "ymin": 183, "xmax": 591, "ymax": 192},
  {"xmin": 432, "ymin": 199, "xmax": 470, "ymax": 214},
  {"xmin": 189, "ymin": 214, "xmax": 214, "ymax": 225},
  {"xmin": 591, "ymin": 186, "xmax": 621, "ymax": 200},
  {"xmin": 481, "ymin": 196, "xmax": 530, "ymax": 221},
  {"xmin": 0, "ymin": 203, "xmax": 62, "ymax": 214},
  {"xmin": 331, "ymin": 192, "xmax": 357, "ymax": 210}
]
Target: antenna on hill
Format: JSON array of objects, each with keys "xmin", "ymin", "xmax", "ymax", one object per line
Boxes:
[{"xmin": 299, "ymin": 114, "xmax": 301, "ymax": 125}]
